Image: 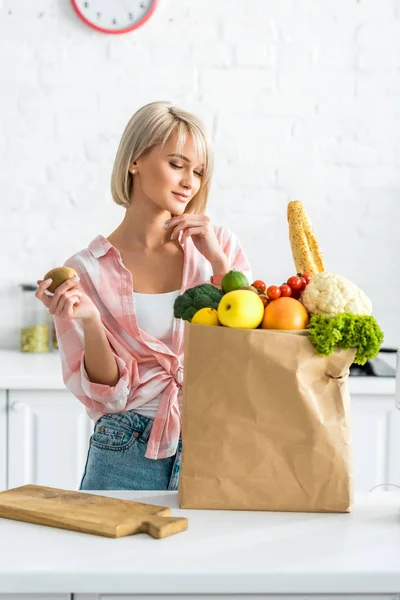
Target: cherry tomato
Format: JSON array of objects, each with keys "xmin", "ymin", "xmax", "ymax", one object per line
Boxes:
[
  {"xmin": 279, "ymin": 284, "xmax": 292, "ymax": 297},
  {"xmin": 252, "ymin": 279, "xmax": 267, "ymax": 294},
  {"xmin": 259, "ymin": 294, "xmax": 269, "ymax": 307},
  {"xmin": 267, "ymin": 285, "xmax": 281, "ymax": 300},
  {"xmin": 298, "ymin": 276, "xmax": 307, "ymax": 291},
  {"xmin": 291, "ymin": 288, "xmax": 302, "ymax": 300},
  {"xmin": 301, "ymin": 273, "xmax": 312, "ymax": 285},
  {"xmin": 287, "ymin": 276, "xmax": 302, "ymax": 290}
]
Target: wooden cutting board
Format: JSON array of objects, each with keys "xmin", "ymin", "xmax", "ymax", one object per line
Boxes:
[{"xmin": 0, "ymin": 484, "xmax": 188, "ymax": 539}]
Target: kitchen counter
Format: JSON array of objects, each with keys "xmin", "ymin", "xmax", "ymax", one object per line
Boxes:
[
  {"xmin": 0, "ymin": 490, "xmax": 400, "ymax": 596},
  {"xmin": 0, "ymin": 349, "xmax": 396, "ymax": 395}
]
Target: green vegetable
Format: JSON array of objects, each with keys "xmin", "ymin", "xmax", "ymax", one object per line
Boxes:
[
  {"xmin": 173, "ymin": 283, "xmax": 224, "ymax": 322},
  {"xmin": 307, "ymin": 313, "xmax": 384, "ymax": 365}
]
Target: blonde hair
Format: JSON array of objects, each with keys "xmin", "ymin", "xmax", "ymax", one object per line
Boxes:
[{"xmin": 111, "ymin": 101, "xmax": 213, "ymax": 214}]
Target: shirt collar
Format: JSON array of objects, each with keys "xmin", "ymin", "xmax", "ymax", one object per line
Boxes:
[
  {"xmin": 87, "ymin": 235, "xmax": 115, "ymax": 258},
  {"xmin": 88, "ymin": 232, "xmax": 187, "ymax": 259}
]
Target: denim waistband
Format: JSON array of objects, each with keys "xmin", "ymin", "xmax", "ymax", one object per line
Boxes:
[
  {"xmin": 98, "ymin": 410, "xmax": 154, "ymax": 443},
  {"xmin": 98, "ymin": 409, "xmax": 182, "ymax": 447}
]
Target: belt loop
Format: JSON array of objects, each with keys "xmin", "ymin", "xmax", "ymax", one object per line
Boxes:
[{"xmin": 140, "ymin": 417, "xmax": 153, "ymax": 443}]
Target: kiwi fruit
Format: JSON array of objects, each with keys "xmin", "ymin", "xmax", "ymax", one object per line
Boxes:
[
  {"xmin": 239, "ymin": 285, "xmax": 259, "ymax": 294},
  {"xmin": 43, "ymin": 266, "xmax": 79, "ymax": 294}
]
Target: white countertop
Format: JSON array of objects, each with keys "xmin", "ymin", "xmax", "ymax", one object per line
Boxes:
[
  {"xmin": 0, "ymin": 349, "xmax": 395, "ymax": 395},
  {"xmin": 0, "ymin": 490, "xmax": 399, "ymax": 595}
]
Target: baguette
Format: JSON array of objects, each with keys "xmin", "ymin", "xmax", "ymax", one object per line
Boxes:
[{"xmin": 287, "ymin": 200, "xmax": 325, "ymax": 277}]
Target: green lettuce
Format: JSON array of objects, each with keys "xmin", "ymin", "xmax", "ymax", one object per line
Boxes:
[{"xmin": 307, "ymin": 313, "xmax": 384, "ymax": 365}]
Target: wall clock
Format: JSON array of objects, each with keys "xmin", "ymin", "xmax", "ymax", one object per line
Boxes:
[{"xmin": 71, "ymin": 0, "xmax": 158, "ymax": 34}]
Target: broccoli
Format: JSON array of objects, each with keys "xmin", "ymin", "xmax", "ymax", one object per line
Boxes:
[{"xmin": 173, "ymin": 283, "xmax": 224, "ymax": 322}]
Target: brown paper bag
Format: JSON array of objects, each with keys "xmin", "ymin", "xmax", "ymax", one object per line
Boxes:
[{"xmin": 179, "ymin": 322, "xmax": 356, "ymax": 513}]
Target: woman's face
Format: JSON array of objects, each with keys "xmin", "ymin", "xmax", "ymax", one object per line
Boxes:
[{"xmin": 131, "ymin": 131, "xmax": 204, "ymax": 215}]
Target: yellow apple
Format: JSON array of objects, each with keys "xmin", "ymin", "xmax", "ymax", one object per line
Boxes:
[{"xmin": 217, "ymin": 290, "xmax": 264, "ymax": 329}]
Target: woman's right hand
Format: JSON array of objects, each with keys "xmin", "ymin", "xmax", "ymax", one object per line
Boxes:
[{"xmin": 35, "ymin": 277, "xmax": 101, "ymax": 323}]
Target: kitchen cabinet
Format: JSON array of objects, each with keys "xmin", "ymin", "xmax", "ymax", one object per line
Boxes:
[
  {"xmin": 351, "ymin": 394, "xmax": 400, "ymax": 492},
  {"xmin": 7, "ymin": 390, "xmax": 92, "ymax": 490},
  {"xmin": 0, "ymin": 391, "xmax": 6, "ymax": 491}
]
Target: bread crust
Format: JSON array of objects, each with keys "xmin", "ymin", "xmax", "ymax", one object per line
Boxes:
[{"xmin": 287, "ymin": 200, "xmax": 325, "ymax": 277}]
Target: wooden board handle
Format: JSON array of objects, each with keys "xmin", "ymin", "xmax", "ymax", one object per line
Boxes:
[{"xmin": 141, "ymin": 515, "xmax": 189, "ymax": 539}]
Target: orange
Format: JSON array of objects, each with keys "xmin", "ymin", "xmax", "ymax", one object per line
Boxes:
[{"xmin": 261, "ymin": 297, "xmax": 309, "ymax": 330}]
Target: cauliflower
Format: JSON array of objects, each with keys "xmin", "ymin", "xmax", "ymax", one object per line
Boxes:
[{"xmin": 301, "ymin": 272, "xmax": 372, "ymax": 317}]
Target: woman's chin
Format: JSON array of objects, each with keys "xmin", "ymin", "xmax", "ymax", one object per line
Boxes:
[{"xmin": 170, "ymin": 203, "xmax": 186, "ymax": 215}]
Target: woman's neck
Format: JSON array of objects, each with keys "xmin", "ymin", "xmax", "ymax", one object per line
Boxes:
[{"xmin": 108, "ymin": 202, "xmax": 172, "ymax": 251}]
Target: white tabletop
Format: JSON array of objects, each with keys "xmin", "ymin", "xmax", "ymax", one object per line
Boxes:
[
  {"xmin": 0, "ymin": 490, "xmax": 399, "ymax": 595},
  {"xmin": 0, "ymin": 349, "xmax": 396, "ymax": 395}
]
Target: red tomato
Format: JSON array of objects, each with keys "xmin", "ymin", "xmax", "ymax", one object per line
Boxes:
[
  {"xmin": 287, "ymin": 276, "xmax": 302, "ymax": 290},
  {"xmin": 259, "ymin": 294, "xmax": 269, "ymax": 307},
  {"xmin": 267, "ymin": 285, "xmax": 281, "ymax": 300},
  {"xmin": 279, "ymin": 284, "xmax": 292, "ymax": 297},
  {"xmin": 299, "ymin": 276, "xmax": 307, "ymax": 291},
  {"xmin": 252, "ymin": 279, "xmax": 267, "ymax": 294},
  {"xmin": 291, "ymin": 288, "xmax": 302, "ymax": 300},
  {"xmin": 301, "ymin": 273, "xmax": 312, "ymax": 285}
]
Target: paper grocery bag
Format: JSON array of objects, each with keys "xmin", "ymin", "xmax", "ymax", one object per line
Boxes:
[{"xmin": 179, "ymin": 323, "xmax": 356, "ymax": 513}]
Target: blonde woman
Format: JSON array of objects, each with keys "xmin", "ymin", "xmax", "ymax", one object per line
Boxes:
[{"xmin": 35, "ymin": 101, "xmax": 252, "ymax": 491}]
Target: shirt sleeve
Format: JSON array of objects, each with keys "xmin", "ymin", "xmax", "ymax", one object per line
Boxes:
[
  {"xmin": 217, "ymin": 226, "xmax": 253, "ymax": 283},
  {"xmin": 53, "ymin": 315, "xmax": 132, "ymax": 413}
]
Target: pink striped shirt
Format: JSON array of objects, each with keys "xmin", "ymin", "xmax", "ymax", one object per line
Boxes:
[{"xmin": 54, "ymin": 225, "xmax": 252, "ymax": 460}]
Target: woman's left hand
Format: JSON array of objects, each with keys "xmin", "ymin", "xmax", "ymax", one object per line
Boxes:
[{"xmin": 164, "ymin": 214, "xmax": 226, "ymax": 266}]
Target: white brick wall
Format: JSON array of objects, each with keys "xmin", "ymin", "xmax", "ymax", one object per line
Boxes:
[{"xmin": 1, "ymin": 0, "xmax": 399, "ymax": 350}]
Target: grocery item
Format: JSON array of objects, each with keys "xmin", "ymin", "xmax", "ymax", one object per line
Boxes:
[
  {"xmin": 251, "ymin": 279, "xmax": 267, "ymax": 294},
  {"xmin": 191, "ymin": 307, "xmax": 220, "ymax": 326},
  {"xmin": 217, "ymin": 290, "xmax": 264, "ymax": 329},
  {"xmin": 173, "ymin": 283, "xmax": 224, "ymax": 322},
  {"xmin": 287, "ymin": 275, "xmax": 304, "ymax": 291},
  {"xmin": 267, "ymin": 285, "xmax": 281, "ymax": 300},
  {"xmin": 221, "ymin": 270, "xmax": 249, "ymax": 293},
  {"xmin": 258, "ymin": 294, "xmax": 269, "ymax": 308},
  {"xmin": 261, "ymin": 297, "xmax": 309, "ymax": 330},
  {"xmin": 307, "ymin": 313, "xmax": 383, "ymax": 365},
  {"xmin": 279, "ymin": 284, "xmax": 292, "ymax": 297},
  {"xmin": 287, "ymin": 200, "xmax": 325, "ymax": 277},
  {"xmin": 43, "ymin": 266, "xmax": 78, "ymax": 294},
  {"xmin": 302, "ymin": 272, "xmax": 372, "ymax": 317}
]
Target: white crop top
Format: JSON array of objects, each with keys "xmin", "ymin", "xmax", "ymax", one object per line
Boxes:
[
  {"xmin": 132, "ymin": 289, "xmax": 180, "ymax": 419},
  {"xmin": 133, "ymin": 289, "xmax": 180, "ymax": 346}
]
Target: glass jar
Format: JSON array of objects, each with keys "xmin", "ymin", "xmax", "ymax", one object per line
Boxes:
[
  {"xmin": 19, "ymin": 283, "xmax": 50, "ymax": 353},
  {"xmin": 51, "ymin": 318, "xmax": 59, "ymax": 351}
]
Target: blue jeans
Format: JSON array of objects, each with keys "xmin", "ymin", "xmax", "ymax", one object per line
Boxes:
[{"xmin": 79, "ymin": 410, "xmax": 182, "ymax": 491}]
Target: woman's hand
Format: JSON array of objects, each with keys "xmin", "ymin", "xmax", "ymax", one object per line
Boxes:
[
  {"xmin": 35, "ymin": 277, "xmax": 101, "ymax": 323},
  {"xmin": 165, "ymin": 214, "xmax": 228, "ymax": 269}
]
